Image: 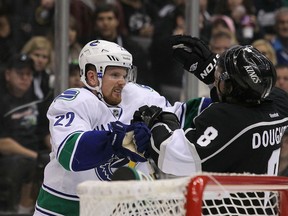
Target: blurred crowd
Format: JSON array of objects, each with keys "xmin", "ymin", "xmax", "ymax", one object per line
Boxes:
[
  {"xmin": 1, "ymin": 0, "xmax": 288, "ymax": 98},
  {"xmin": 1, "ymin": 0, "xmax": 288, "ymax": 215}
]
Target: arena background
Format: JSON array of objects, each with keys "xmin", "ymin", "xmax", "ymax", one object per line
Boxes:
[{"xmin": 53, "ymin": 0, "xmax": 201, "ymax": 100}]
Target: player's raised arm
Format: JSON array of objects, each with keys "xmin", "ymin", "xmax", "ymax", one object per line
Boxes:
[{"xmin": 170, "ymin": 35, "xmax": 219, "ymax": 85}]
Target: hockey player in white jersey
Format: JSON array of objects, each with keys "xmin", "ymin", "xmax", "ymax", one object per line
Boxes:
[{"xmin": 33, "ymin": 40, "xmax": 184, "ymax": 216}]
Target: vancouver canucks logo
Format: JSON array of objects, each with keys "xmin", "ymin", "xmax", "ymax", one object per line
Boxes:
[
  {"xmin": 55, "ymin": 89, "xmax": 80, "ymax": 101},
  {"xmin": 89, "ymin": 40, "xmax": 100, "ymax": 46},
  {"xmin": 94, "ymin": 155, "xmax": 129, "ymax": 180}
]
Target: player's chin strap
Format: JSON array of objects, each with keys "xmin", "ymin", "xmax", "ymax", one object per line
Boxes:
[
  {"xmin": 89, "ymin": 85, "xmax": 105, "ymax": 103},
  {"xmin": 81, "ymin": 78, "xmax": 106, "ymax": 103}
]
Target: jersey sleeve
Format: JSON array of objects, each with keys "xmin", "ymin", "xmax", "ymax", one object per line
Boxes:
[
  {"xmin": 48, "ymin": 89, "xmax": 115, "ymax": 172},
  {"xmin": 163, "ymin": 97, "xmax": 212, "ymax": 129},
  {"xmin": 157, "ymin": 129, "xmax": 202, "ymax": 176}
]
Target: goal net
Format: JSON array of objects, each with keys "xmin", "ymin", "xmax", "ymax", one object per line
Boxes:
[{"xmin": 77, "ymin": 173, "xmax": 288, "ymax": 216}]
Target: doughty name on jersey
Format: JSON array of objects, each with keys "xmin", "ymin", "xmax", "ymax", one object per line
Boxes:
[{"xmin": 252, "ymin": 125, "xmax": 288, "ymax": 149}]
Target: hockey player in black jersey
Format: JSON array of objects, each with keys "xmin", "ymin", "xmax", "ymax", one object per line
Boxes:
[{"xmin": 133, "ymin": 35, "xmax": 288, "ymax": 177}]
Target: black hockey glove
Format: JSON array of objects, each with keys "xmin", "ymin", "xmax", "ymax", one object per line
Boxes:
[
  {"xmin": 132, "ymin": 105, "xmax": 163, "ymax": 129},
  {"xmin": 150, "ymin": 112, "xmax": 180, "ymax": 165},
  {"xmin": 132, "ymin": 106, "xmax": 181, "ymax": 165},
  {"xmin": 110, "ymin": 121, "xmax": 150, "ymax": 162},
  {"xmin": 170, "ymin": 35, "xmax": 219, "ymax": 85}
]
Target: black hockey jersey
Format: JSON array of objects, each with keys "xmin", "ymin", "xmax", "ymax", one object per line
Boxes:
[{"xmin": 155, "ymin": 87, "xmax": 288, "ymax": 176}]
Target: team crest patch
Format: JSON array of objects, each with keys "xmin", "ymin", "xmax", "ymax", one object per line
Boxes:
[
  {"xmin": 55, "ymin": 89, "xmax": 80, "ymax": 101},
  {"xmin": 89, "ymin": 40, "xmax": 100, "ymax": 46}
]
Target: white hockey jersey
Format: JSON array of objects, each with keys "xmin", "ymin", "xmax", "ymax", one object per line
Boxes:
[{"xmin": 35, "ymin": 83, "xmax": 179, "ymax": 216}]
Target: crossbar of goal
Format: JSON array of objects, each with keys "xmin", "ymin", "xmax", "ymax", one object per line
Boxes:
[{"xmin": 77, "ymin": 173, "xmax": 288, "ymax": 216}]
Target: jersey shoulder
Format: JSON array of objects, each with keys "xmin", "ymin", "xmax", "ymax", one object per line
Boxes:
[
  {"xmin": 182, "ymin": 97, "xmax": 212, "ymax": 129},
  {"xmin": 196, "ymin": 102, "xmax": 245, "ymax": 123},
  {"xmin": 267, "ymin": 87, "xmax": 288, "ymax": 116},
  {"xmin": 123, "ymin": 83, "xmax": 160, "ymax": 96},
  {"xmin": 122, "ymin": 83, "xmax": 170, "ymax": 106},
  {"xmin": 48, "ymin": 88, "xmax": 101, "ymax": 113}
]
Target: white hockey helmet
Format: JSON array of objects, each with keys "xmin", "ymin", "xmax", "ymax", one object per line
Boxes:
[{"xmin": 78, "ymin": 40, "xmax": 135, "ymax": 91}]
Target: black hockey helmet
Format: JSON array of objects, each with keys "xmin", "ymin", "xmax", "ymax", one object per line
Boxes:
[{"xmin": 217, "ymin": 45, "xmax": 276, "ymax": 102}]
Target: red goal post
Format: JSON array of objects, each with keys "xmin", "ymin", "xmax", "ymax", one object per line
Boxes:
[
  {"xmin": 185, "ymin": 174, "xmax": 288, "ymax": 216},
  {"xmin": 77, "ymin": 173, "xmax": 288, "ymax": 216}
]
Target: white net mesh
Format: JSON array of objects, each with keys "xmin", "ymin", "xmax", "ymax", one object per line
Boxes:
[
  {"xmin": 202, "ymin": 191, "xmax": 279, "ymax": 215},
  {"xmin": 77, "ymin": 174, "xmax": 288, "ymax": 216},
  {"xmin": 77, "ymin": 177, "xmax": 190, "ymax": 216}
]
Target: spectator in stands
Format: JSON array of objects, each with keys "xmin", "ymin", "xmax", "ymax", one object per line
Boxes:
[
  {"xmin": 275, "ymin": 64, "xmax": 288, "ymax": 92},
  {"xmin": 210, "ymin": 15, "xmax": 238, "ymax": 44},
  {"xmin": 271, "ymin": 7, "xmax": 288, "ymax": 65},
  {"xmin": 209, "ymin": 31, "xmax": 237, "ymax": 55},
  {"xmin": 254, "ymin": 0, "xmax": 282, "ymax": 41},
  {"xmin": 0, "ymin": 54, "xmax": 50, "ymax": 214},
  {"xmin": 252, "ymin": 39, "xmax": 278, "ymax": 65},
  {"xmin": 33, "ymin": 0, "xmax": 55, "ymax": 37},
  {"xmin": 70, "ymin": 0, "xmax": 95, "ymax": 45},
  {"xmin": 278, "ymin": 129, "xmax": 288, "ymax": 176},
  {"xmin": 198, "ymin": 0, "xmax": 213, "ymax": 43},
  {"xmin": 68, "ymin": 62, "xmax": 83, "ymax": 88},
  {"xmin": 21, "ymin": 36, "xmax": 53, "ymax": 100},
  {"xmin": 119, "ymin": 0, "xmax": 158, "ymax": 38},
  {"xmin": 68, "ymin": 15, "xmax": 82, "ymax": 64},
  {"xmin": 0, "ymin": 9, "xmax": 16, "ymax": 69},
  {"xmin": 92, "ymin": 3, "xmax": 151, "ymax": 86},
  {"xmin": 149, "ymin": 2, "xmax": 185, "ymax": 103},
  {"xmin": 21, "ymin": 36, "xmax": 54, "ymax": 148},
  {"xmin": 214, "ymin": 0, "xmax": 263, "ymax": 45},
  {"xmin": 150, "ymin": 0, "xmax": 212, "ymax": 101},
  {"xmin": 11, "ymin": 0, "xmax": 55, "ymax": 48}
]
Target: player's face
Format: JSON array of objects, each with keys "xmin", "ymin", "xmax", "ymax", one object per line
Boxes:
[{"xmin": 102, "ymin": 66, "xmax": 127, "ymax": 105}]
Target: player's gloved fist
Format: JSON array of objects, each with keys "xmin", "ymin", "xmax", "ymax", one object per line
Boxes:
[
  {"xmin": 149, "ymin": 112, "xmax": 180, "ymax": 165},
  {"xmin": 132, "ymin": 105, "xmax": 162, "ymax": 128},
  {"xmin": 133, "ymin": 122, "xmax": 151, "ymax": 154},
  {"xmin": 110, "ymin": 121, "xmax": 150, "ymax": 162},
  {"xmin": 170, "ymin": 35, "xmax": 219, "ymax": 85}
]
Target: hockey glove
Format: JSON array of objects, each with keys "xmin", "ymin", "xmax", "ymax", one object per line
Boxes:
[
  {"xmin": 150, "ymin": 112, "xmax": 180, "ymax": 165},
  {"xmin": 110, "ymin": 121, "xmax": 150, "ymax": 162},
  {"xmin": 170, "ymin": 35, "xmax": 219, "ymax": 85},
  {"xmin": 132, "ymin": 105, "xmax": 163, "ymax": 128}
]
